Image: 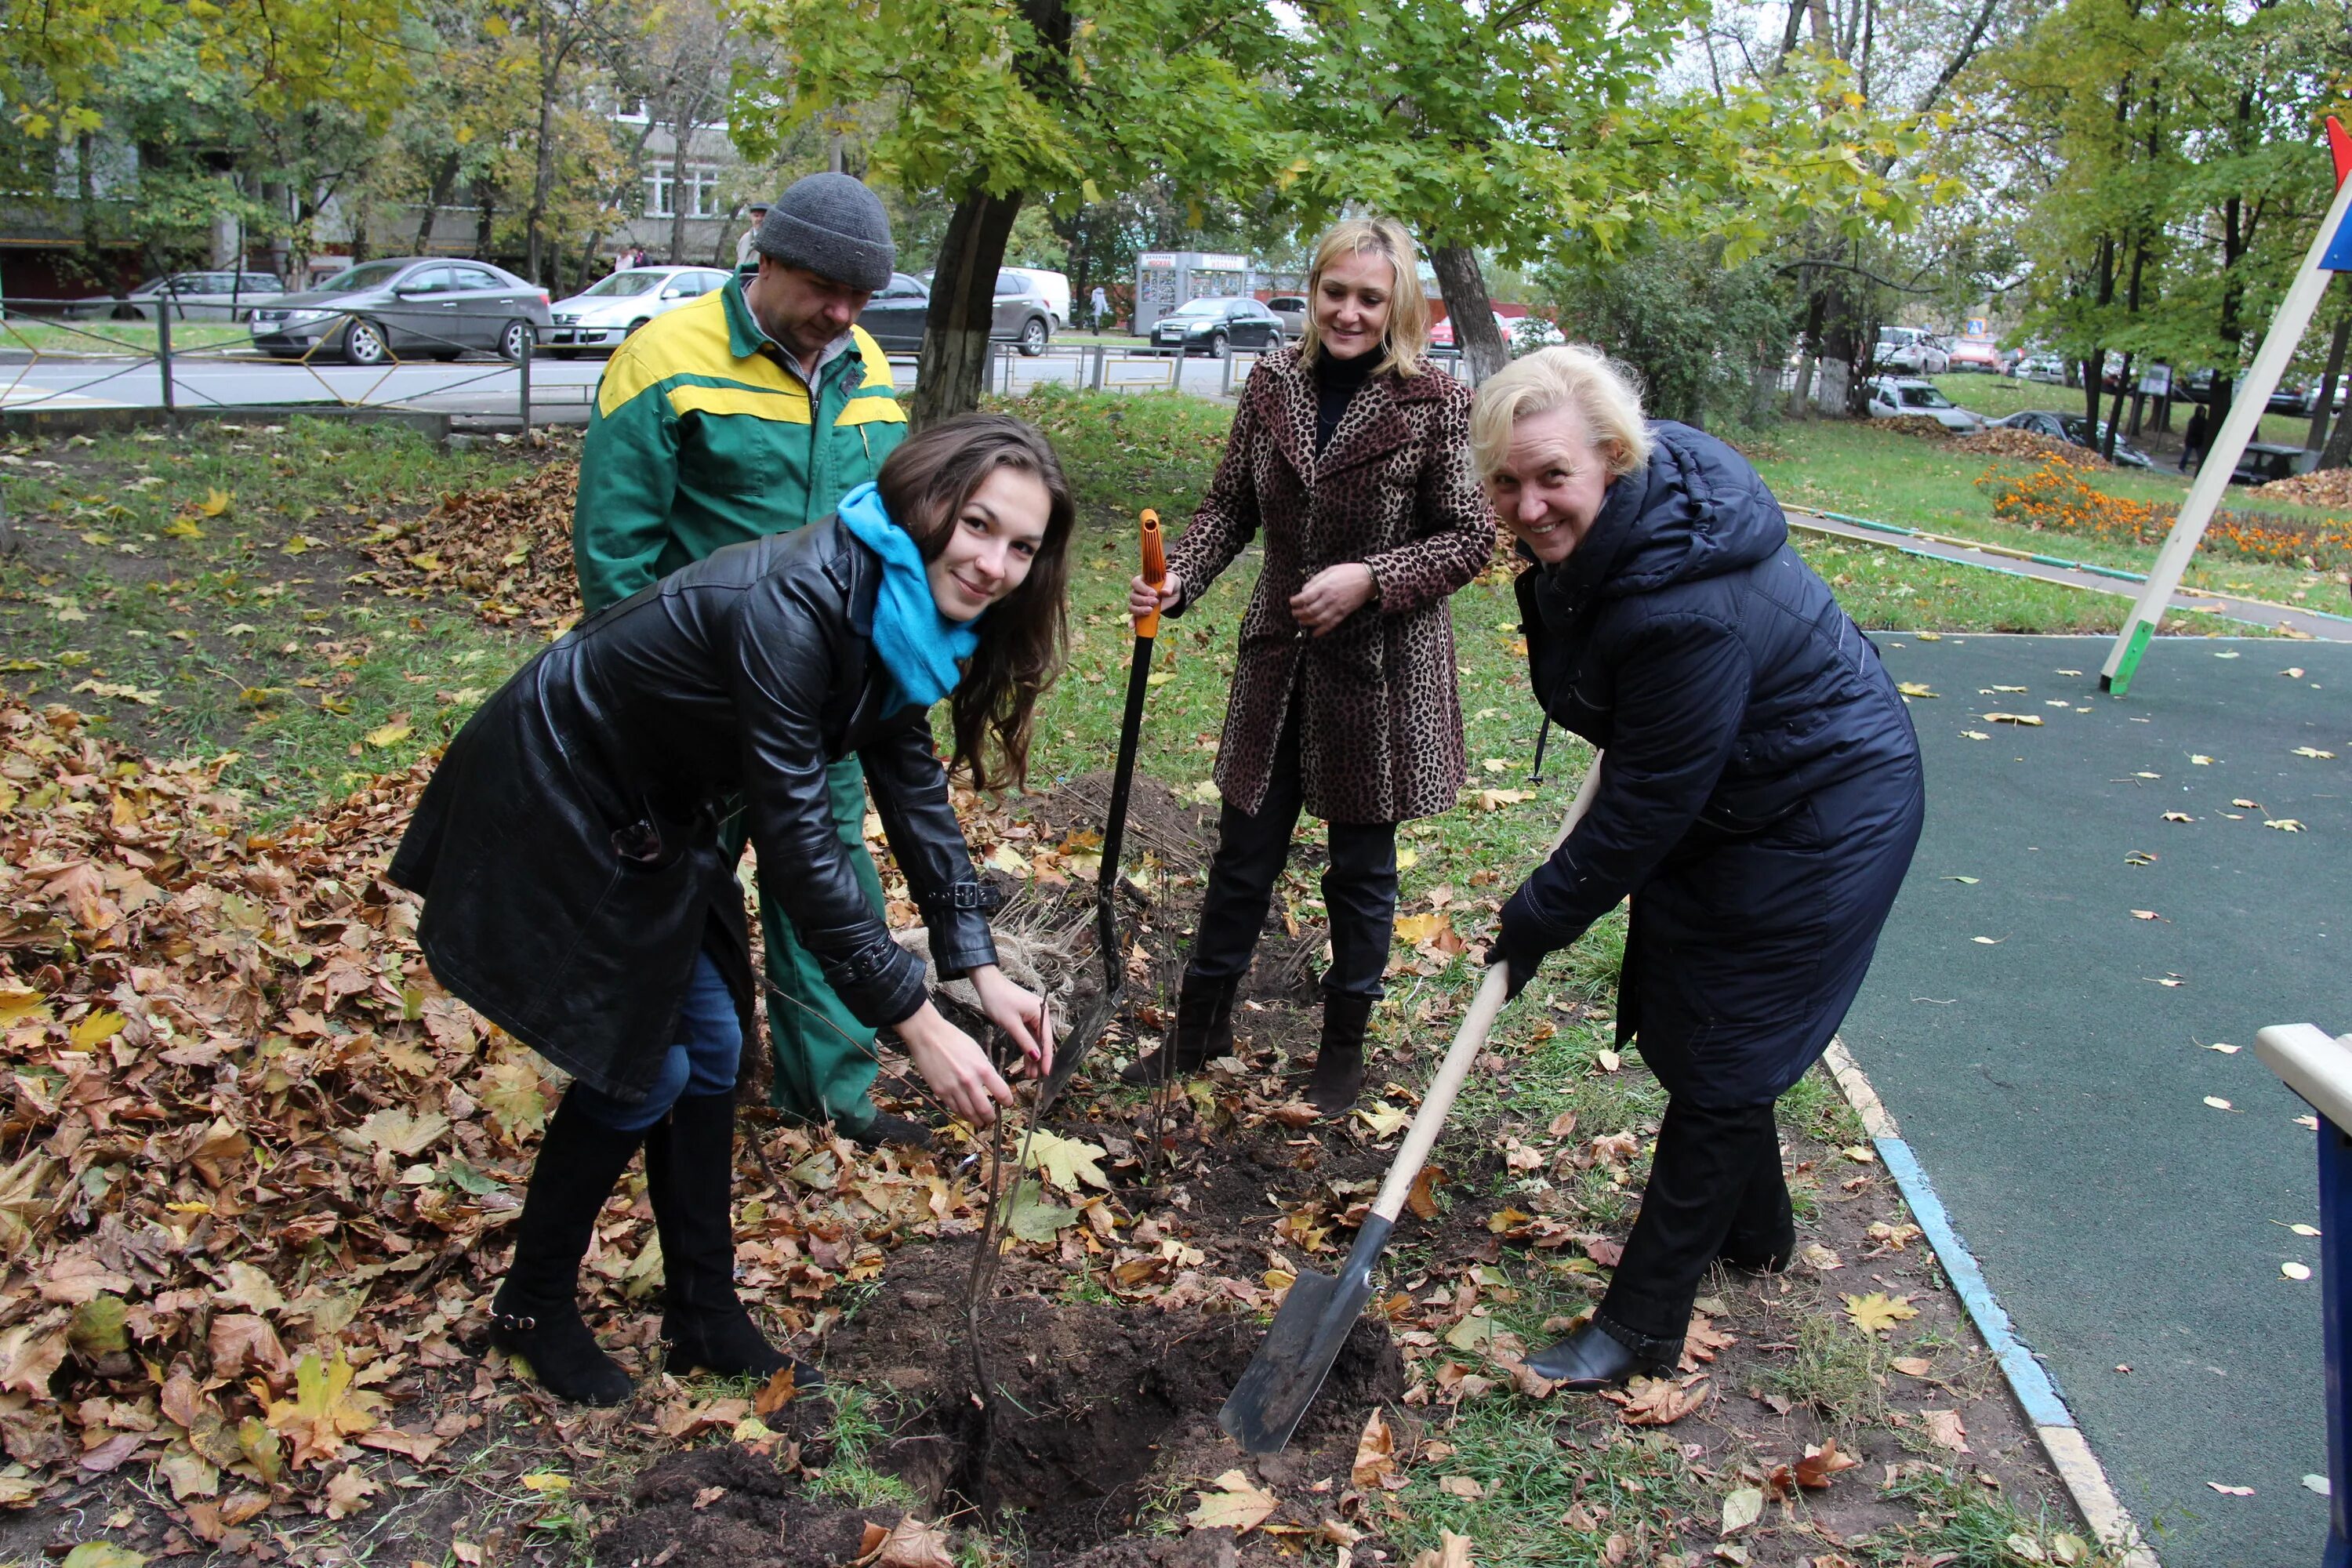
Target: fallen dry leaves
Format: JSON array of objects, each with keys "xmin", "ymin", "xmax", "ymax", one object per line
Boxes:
[
  {"xmin": 0, "ymin": 698, "xmax": 982, "ymax": 1523},
  {"xmin": 1602, "ymin": 1373, "xmax": 1710, "ymax": 1425}
]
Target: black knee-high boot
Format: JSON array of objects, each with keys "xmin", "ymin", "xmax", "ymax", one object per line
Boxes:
[
  {"xmin": 489, "ymin": 1094, "xmax": 648, "ymax": 1406},
  {"xmin": 646, "ymin": 1092, "xmax": 824, "ymax": 1389},
  {"xmin": 1304, "ymin": 991, "xmax": 1374, "ymax": 1116},
  {"xmin": 1120, "ymin": 973, "xmax": 1241, "ymax": 1084}
]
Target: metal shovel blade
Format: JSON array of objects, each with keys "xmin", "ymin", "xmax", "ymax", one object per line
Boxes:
[
  {"xmin": 1218, "ymin": 1214, "xmax": 1392, "ymax": 1454},
  {"xmin": 1036, "ymin": 979, "xmax": 1123, "ymax": 1115}
]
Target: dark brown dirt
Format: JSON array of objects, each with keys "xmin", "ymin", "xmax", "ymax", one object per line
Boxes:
[
  {"xmin": 592, "ymin": 1443, "xmax": 901, "ymax": 1568},
  {"xmin": 590, "ymin": 1245, "xmax": 1402, "ymax": 1566}
]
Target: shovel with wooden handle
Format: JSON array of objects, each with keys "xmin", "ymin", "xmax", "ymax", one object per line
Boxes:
[
  {"xmin": 1218, "ymin": 752, "xmax": 1606, "ymax": 1454},
  {"xmin": 1036, "ymin": 510, "xmax": 1167, "ymax": 1112}
]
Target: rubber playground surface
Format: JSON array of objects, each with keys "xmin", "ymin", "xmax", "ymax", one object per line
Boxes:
[{"xmin": 1840, "ymin": 633, "xmax": 2348, "ymax": 1567}]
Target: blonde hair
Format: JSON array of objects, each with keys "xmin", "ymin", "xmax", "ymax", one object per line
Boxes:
[
  {"xmin": 1469, "ymin": 344, "xmax": 1653, "ymax": 481},
  {"xmin": 1298, "ymin": 218, "xmax": 1431, "ymax": 379}
]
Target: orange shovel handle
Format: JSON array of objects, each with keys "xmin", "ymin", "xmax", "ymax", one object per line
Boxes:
[{"xmin": 1136, "ymin": 510, "xmax": 1167, "ymax": 639}]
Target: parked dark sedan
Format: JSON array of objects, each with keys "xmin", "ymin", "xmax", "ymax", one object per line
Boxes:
[
  {"xmin": 1149, "ymin": 296, "xmax": 1284, "ymax": 358},
  {"xmin": 1994, "ymin": 409, "xmax": 2154, "ymax": 467},
  {"xmin": 248, "ymin": 258, "xmax": 553, "ymax": 365},
  {"xmin": 855, "ymin": 270, "xmax": 1057, "ymax": 356}
]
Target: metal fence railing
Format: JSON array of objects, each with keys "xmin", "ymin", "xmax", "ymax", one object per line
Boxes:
[{"xmin": 0, "ymin": 294, "xmax": 563, "ymax": 426}]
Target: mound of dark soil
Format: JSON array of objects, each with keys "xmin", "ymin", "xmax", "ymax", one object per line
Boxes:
[{"xmin": 592, "ymin": 1250, "xmax": 1401, "ymax": 1566}]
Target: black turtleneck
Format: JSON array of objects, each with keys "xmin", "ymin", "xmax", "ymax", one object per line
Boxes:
[{"xmin": 1312, "ymin": 348, "xmax": 1376, "ymax": 455}]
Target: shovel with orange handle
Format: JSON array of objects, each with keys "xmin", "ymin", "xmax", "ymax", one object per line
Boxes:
[{"xmin": 1036, "ymin": 510, "xmax": 1167, "ymax": 1110}]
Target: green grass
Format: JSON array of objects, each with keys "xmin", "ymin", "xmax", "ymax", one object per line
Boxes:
[
  {"xmin": 1924, "ymin": 370, "xmax": 2320, "ymax": 448},
  {"xmin": 1751, "ymin": 419, "xmax": 2340, "ymax": 618},
  {"xmin": 0, "ymin": 318, "xmax": 252, "ymax": 355},
  {"xmin": 0, "ymin": 417, "xmax": 540, "ymax": 816}
]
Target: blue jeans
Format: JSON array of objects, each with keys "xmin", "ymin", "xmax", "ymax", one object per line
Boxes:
[{"xmin": 568, "ymin": 951, "xmax": 741, "ymax": 1132}]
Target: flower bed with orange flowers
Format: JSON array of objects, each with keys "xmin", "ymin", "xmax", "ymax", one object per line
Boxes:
[{"xmin": 1978, "ymin": 455, "xmax": 2352, "ymax": 572}]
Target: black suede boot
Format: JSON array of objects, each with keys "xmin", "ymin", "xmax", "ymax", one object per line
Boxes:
[
  {"xmin": 1120, "ymin": 974, "xmax": 1240, "ymax": 1084},
  {"xmin": 1304, "ymin": 992, "xmax": 1374, "ymax": 1116},
  {"xmin": 488, "ymin": 1094, "xmax": 647, "ymax": 1406},
  {"xmin": 1524, "ymin": 1315, "xmax": 1684, "ymax": 1391},
  {"xmin": 648, "ymin": 1093, "xmax": 824, "ymax": 1391}
]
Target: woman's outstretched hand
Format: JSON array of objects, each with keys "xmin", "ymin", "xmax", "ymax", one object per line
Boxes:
[
  {"xmin": 1289, "ymin": 563, "xmax": 1376, "ymax": 635},
  {"xmin": 970, "ymin": 963, "xmax": 1054, "ymax": 1081},
  {"xmin": 895, "ymin": 1003, "xmax": 1015, "ymax": 1126},
  {"xmin": 1129, "ymin": 571, "xmax": 1181, "ymax": 622}
]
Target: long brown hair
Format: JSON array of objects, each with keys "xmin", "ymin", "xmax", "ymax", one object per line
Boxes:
[{"xmin": 873, "ymin": 414, "xmax": 1073, "ymax": 790}]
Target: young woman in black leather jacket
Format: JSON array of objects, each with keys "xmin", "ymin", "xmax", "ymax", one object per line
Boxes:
[{"xmin": 391, "ymin": 414, "xmax": 1071, "ymax": 1405}]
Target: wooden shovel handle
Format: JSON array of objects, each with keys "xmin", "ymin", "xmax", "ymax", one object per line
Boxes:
[
  {"xmin": 1135, "ymin": 510, "xmax": 1167, "ymax": 639},
  {"xmin": 1370, "ymin": 752, "xmax": 1606, "ymax": 1225}
]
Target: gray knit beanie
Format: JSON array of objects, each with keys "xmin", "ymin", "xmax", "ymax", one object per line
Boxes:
[{"xmin": 753, "ymin": 174, "xmax": 895, "ymax": 292}]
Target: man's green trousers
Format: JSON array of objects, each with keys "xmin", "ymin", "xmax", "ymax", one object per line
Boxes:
[{"xmin": 726, "ymin": 757, "xmax": 887, "ymax": 1131}]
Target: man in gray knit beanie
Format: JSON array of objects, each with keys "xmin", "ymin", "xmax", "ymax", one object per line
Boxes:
[{"xmin": 742, "ymin": 172, "xmax": 897, "ymax": 377}]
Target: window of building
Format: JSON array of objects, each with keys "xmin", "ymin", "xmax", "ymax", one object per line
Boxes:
[{"xmin": 644, "ymin": 165, "xmax": 721, "ymax": 219}]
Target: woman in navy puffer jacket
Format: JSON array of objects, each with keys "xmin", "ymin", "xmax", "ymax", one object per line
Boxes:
[{"xmin": 1475, "ymin": 347, "xmax": 1924, "ymax": 1390}]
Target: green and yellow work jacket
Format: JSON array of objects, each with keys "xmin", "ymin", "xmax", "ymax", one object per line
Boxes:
[{"xmin": 572, "ymin": 274, "xmax": 907, "ymax": 613}]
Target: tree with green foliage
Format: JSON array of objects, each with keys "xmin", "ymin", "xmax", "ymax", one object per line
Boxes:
[{"xmin": 731, "ymin": 0, "xmax": 1291, "ymax": 424}]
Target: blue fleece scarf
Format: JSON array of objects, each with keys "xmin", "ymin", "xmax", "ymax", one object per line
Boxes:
[{"xmin": 835, "ymin": 481, "xmax": 982, "ymax": 709}]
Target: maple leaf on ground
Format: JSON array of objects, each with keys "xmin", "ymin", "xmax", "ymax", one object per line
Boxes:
[
  {"xmin": 1187, "ymin": 1470, "xmax": 1279, "ymax": 1533},
  {"xmin": 1024, "ymin": 1129, "xmax": 1110, "ymax": 1192},
  {"xmin": 1679, "ymin": 1312, "xmax": 1735, "ymax": 1370},
  {"xmin": 1919, "ymin": 1408, "xmax": 1970, "ymax": 1453},
  {"xmin": 1352, "ymin": 1408, "xmax": 1403, "ymax": 1490},
  {"xmin": 1603, "ymin": 1373, "xmax": 1709, "ymax": 1425},
  {"xmin": 0, "ymin": 1325, "xmax": 70, "ymax": 1403},
  {"xmin": 263, "ymin": 1348, "xmax": 386, "ymax": 1469},
  {"xmin": 1406, "ymin": 1530, "xmax": 1474, "ymax": 1568},
  {"xmin": 851, "ymin": 1515, "xmax": 953, "ymax": 1568},
  {"xmin": 1403, "ymin": 1164, "xmax": 1446, "ymax": 1220},
  {"xmin": 1795, "ymin": 1437, "xmax": 1861, "ymax": 1489},
  {"xmin": 1842, "ymin": 1291, "xmax": 1920, "ymax": 1335},
  {"xmin": 1003, "ymin": 1179, "xmax": 1074, "ymax": 1243}
]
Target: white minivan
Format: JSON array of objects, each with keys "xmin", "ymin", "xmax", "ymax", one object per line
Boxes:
[{"xmin": 1002, "ymin": 267, "xmax": 1071, "ymax": 332}]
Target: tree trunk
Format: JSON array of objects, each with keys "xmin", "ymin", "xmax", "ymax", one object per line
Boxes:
[
  {"xmin": 418, "ymin": 152, "xmax": 459, "ymax": 253},
  {"xmin": 2100, "ymin": 354, "xmax": 2131, "ymax": 459},
  {"xmin": 1430, "ymin": 245, "xmax": 1504, "ymax": 383},
  {"xmin": 909, "ymin": 185, "xmax": 1025, "ymax": 429},
  {"xmin": 2307, "ymin": 314, "xmax": 2348, "ymax": 453},
  {"xmin": 2321, "ymin": 386, "xmax": 2352, "ymax": 470},
  {"xmin": 670, "ymin": 132, "xmax": 690, "ymax": 264}
]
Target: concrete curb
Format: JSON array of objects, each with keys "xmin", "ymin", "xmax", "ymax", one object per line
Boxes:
[
  {"xmin": 1820, "ymin": 1037, "xmax": 2158, "ymax": 1566},
  {"xmin": 0, "ymin": 403, "xmax": 453, "ymax": 441}
]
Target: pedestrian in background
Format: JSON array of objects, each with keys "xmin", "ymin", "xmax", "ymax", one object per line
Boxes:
[
  {"xmin": 738, "ymin": 201, "xmax": 771, "ymax": 270},
  {"xmin": 394, "ymin": 416, "xmax": 1070, "ymax": 1406},
  {"xmin": 1475, "ymin": 346, "xmax": 1923, "ymax": 1388},
  {"xmin": 1121, "ymin": 218, "xmax": 1493, "ymax": 1116},
  {"xmin": 1091, "ymin": 284, "xmax": 1111, "ymax": 329},
  {"xmin": 574, "ymin": 172, "xmax": 935, "ymax": 1150},
  {"xmin": 2181, "ymin": 400, "xmax": 2210, "ymax": 473}
]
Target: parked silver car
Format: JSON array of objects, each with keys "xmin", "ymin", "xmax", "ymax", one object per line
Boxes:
[
  {"xmin": 1865, "ymin": 376, "xmax": 1986, "ymax": 432},
  {"xmin": 544, "ymin": 266, "xmax": 731, "ymax": 358},
  {"xmin": 248, "ymin": 258, "xmax": 552, "ymax": 365},
  {"xmin": 70, "ymin": 272, "xmax": 285, "ymax": 322}
]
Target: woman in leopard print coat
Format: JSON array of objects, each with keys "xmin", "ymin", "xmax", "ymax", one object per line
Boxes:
[{"xmin": 1123, "ymin": 219, "xmax": 1495, "ymax": 1114}]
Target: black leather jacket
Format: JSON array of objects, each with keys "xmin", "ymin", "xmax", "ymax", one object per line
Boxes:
[{"xmin": 389, "ymin": 517, "xmax": 996, "ymax": 1104}]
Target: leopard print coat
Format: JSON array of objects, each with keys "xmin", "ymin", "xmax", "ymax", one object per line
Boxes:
[{"xmin": 1165, "ymin": 343, "xmax": 1495, "ymax": 824}]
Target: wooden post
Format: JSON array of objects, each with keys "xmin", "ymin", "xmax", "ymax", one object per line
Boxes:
[{"xmin": 2100, "ymin": 118, "xmax": 2352, "ymax": 695}]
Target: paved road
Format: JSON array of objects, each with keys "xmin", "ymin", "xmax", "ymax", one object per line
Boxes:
[
  {"xmin": 1842, "ymin": 633, "xmax": 2347, "ymax": 1567},
  {"xmin": 0, "ymin": 342, "xmax": 1278, "ymax": 415}
]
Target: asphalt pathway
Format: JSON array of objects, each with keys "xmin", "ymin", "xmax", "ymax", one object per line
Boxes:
[{"xmin": 1842, "ymin": 633, "xmax": 2348, "ymax": 1567}]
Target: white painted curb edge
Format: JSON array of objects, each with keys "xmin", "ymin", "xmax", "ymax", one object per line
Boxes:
[{"xmin": 1822, "ymin": 1037, "xmax": 2158, "ymax": 1567}]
